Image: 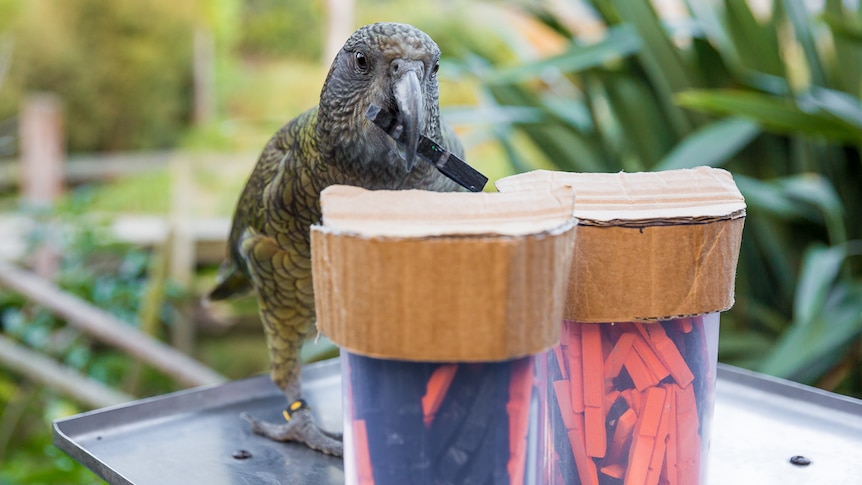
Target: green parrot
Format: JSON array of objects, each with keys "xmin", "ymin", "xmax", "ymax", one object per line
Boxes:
[{"xmin": 208, "ymin": 22, "xmax": 465, "ymax": 456}]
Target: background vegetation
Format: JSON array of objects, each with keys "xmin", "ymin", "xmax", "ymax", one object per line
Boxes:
[
  {"xmin": 465, "ymin": 0, "xmax": 862, "ymax": 391},
  {"xmin": 0, "ymin": 0, "xmax": 860, "ymax": 483},
  {"xmin": 0, "ymin": 0, "xmax": 197, "ymax": 151}
]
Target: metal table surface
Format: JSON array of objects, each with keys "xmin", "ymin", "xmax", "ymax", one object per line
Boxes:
[{"xmin": 54, "ymin": 360, "xmax": 862, "ymax": 484}]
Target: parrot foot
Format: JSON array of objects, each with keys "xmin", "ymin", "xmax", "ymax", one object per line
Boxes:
[{"xmin": 240, "ymin": 399, "xmax": 343, "ymax": 457}]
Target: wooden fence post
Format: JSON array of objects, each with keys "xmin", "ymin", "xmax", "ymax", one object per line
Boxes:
[
  {"xmin": 19, "ymin": 94, "xmax": 64, "ymax": 277},
  {"xmin": 324, "ymin": 0, "xmax": 355, "ymax": 65},
  {"xmin": 20, "ymin": 93, "xmax": 64, "ymax": 207},
  {"xmin": 169, "ymin": 155, "xmax": 197, "ymax": 354},
  {"xmin": 193, "ymin": 28, "xmax": 216, "ymax": 126}
]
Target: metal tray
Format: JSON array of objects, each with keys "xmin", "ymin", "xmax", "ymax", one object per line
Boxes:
[
  {"xmin": 54, "ymin": 361, "xmax": 862, "ymax": 484},
  {"xmin": 54, "ymin": 360, "xmax": 345, "ymax": 485}
]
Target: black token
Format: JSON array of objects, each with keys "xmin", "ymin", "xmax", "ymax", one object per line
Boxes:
[
  {"xmin": 365, "ymin": 104, "xmax": 488, "ymax": 192},
  {"xmin": 232, "ymin": 449, "xmax": 253, "ymax": 460},
  {"xmin": 789, "ymin": 455, "xmax": 811, "ymax": 466}
]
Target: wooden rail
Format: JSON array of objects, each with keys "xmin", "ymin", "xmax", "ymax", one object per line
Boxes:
[
  {"xmin": 0, "ymin": 335, "xmax": 133, "ymax": 408},
  {"xmin": 0, "ymin": 151, "xmax": 253, "ymax": 191},
  {"xmin": 0, "ymin": 261, "xmax": 226, "ymax": 388}
]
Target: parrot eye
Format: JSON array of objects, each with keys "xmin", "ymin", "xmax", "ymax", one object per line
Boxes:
[
  {"xmin": 432, "ymin": 62, "xmax": 439, "ymax": 75},
  {"xmin": 354, "ymin": 51, "xmax": 369, "ymax": 72}
]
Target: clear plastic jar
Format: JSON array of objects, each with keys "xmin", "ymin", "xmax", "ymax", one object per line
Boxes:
[
  {"xmin": 342, "ymin": 352, "xmax": 542, "ymax": 485},
  {"xmin": 539, "ymin": 314, "xmax": 719, "ymax": 485}
]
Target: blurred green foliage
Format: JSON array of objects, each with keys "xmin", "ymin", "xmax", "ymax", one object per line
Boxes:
[
  {"xmin": 0, "ymin": 0, "xmax": 507, "ymax": 154},
  {"xmin": 0, "ymin": 399, "xmax": 105, "ymax": 485},
  {"xmin": 457, "ymin": 1, "xmax": 862, "ymax": 395},
  {"xmin": 0, "ymin": 0, "xmax": 21, "ymax": 32},
  {"xmin": 2, "ymin": 1, "xmax": 862, "ymax": 481},
  {"xmin": 238, "ymin": 0, "xmax": 322, "ymax": 59},
  {"xmin": 0, "ymin": 196, "xmax": 187, "ymax": 482},
  {"xmin": 0, "ymin": 0, "xmax": 197, "ymax": 152}
]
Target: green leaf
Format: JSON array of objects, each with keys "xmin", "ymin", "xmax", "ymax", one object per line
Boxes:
[
  {"xmin": 821, "ymin": 9, "xmax": 862, "ymax": 94},
  {"xmin": 610, "ymin": 0, "xmax": 694, "ymax": 91},
  {"xmin": 485, "ymin": 83, "xmax": 608, "ymax": 172},
  {"xmin": 793, "ymin": 244, "xmax": 846, "ymax": 326},
  {"xmin": 775, "ymin": 174, "xmax": 846, "ymax": 244},
  {"xmin": 757, "ymin": 240, "xmax": 862, "ymax": 379},
  {"xmin": 741, "ymin": 217, "xmax": 797, "ymax": 322},
  {"xmin": 718, "ymin": 331, "xmax": 774, "ymax": 358},
  {"xmin": 655, "ymin": 117, "xmax": 760, "ymax": 170},
  {"xmin": 491, "ymin": 124, "xmax": 532, "ymax": 174},
  {"xmin": 733, "ymin": 174, "xmax": 818, "ymax": 221},
  {"xmin": 780, "ymin": 0, "xmax": 827, "ymax": 86},
  {"xmin": 487, "ymin": 25, "xmax": 641, "ymax": 84},
  {"xmin": 821, "ymin": 11, "xmax": 862, "ymax": 41},
  {"xmin": 735, "ymin": 173, "xmax": 846, "ymax": 244},
  {"xmin": 539, "ymin": 94, "xmax": 593, "ymax": 132},
  {"xmin": 677, "ymin": 89, "xmax": 862, "ymax": 143},
  {"xmin": 611, "ymin": 0, "xmax": 694, "ymax": 136},
  {"xmin": 724, "ymin": 0, "xmax": 784, "ymax": 76},
  {"xmin": 520, "ymin": 122, "xmax": 608, "ymax": 173},
  {"xmin": 685, "ymin": 0, "xmax": 741, "ymax": 68},
  {"xmin": 759, "ymin": 281, "xmax": 862, "ymax": 379},
  {"xmin": 803, "ymin": 283, "xmax": 862, "ymax": 359},
  {"xmin": 802, "ymin": 86, "xmax": 862, "ymax": 129},
  {"xmin": 602, "ymin": 74, "xmax": 671, "ymax": 169},
  {"xmin": 442, "ymin": 105, "xmax": 545, "ymax": 126}
]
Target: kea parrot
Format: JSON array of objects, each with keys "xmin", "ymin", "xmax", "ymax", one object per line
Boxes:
[{"xmin": 208, "ymin": 22, "xmax": 465, "ymax": 456}]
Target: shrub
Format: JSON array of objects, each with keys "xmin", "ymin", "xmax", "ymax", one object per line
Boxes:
[
  {"xmin": 237, "ymin": 0, "xmax": 322, "ymax": 60},
  {"xmin": 0, "ymin": 0, "xmax": 197, "ymax": 152},
  {"xmin": 458, "ymin": 0, "xmax": 862, "ymax": 396}
]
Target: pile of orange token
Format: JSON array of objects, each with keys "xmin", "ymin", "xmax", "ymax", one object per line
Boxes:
[{"xmin": 547, "ymin": 316, "xmax": 711, "ymax": 485}]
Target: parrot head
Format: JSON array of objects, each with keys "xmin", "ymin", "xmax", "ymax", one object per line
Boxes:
[{"xmin": 317, "ymin": 22, "xmax": 443, "ymax": 173}]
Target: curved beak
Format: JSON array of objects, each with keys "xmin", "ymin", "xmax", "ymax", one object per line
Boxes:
[{"xmin": 393, "ymin": 62, "xmax": 424, "ymax": 172}]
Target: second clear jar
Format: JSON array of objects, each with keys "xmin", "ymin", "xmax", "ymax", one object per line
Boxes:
[{"xmin": 539, "ymin": 314, "xmax": 719, "ymax": 485}]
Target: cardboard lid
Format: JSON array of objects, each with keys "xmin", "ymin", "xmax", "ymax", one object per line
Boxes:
[
  {"xmin": 318, "ymin": 184, "xmax": 576, "ymax": 237},
  {"xmin": 495, "ymin": 167, "xmax": 746, "ymax": 322},
  {"xmin": 311, "ymin": 185, "xmax": 578, "ymax": 361}
]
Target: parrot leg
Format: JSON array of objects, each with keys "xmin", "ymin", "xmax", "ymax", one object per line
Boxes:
[
  {"xmin": 239, "ymin": 232, "xmax": 344, "ymax": 457},
  {"xmin": 240, "ymin": 404, "xmax": 343, "ymax": 456}
]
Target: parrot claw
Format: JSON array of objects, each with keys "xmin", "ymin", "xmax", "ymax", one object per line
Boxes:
[{"xmin": 240, "ymin": 409, "xmax": 344, "ymax": 457}]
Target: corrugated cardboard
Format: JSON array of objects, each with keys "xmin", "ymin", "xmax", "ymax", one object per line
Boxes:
[
  {"xmin": 319, "ymin": 184, "xmax": 577, "ymax": 237},
  {"xmin": 311, "ymin": 185, "xmax": 578, "ymax": 361},
  {"xmin": 495, "ymin": 167, "xmax": 746, "ymax": 322}
]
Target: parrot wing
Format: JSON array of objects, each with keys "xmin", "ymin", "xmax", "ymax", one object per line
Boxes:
[
  {"xmin": 207, "ymin": 109, "xmax": 316, "ymax": 301},
  {"xmin": 207, "ymin": 260, "xmax": 252, "ymax": 300}
]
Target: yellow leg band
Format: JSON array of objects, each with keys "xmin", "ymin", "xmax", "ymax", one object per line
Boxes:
[{"xmin": 283, "ymin": 399, "xmax": 309, "ymax": 421}]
